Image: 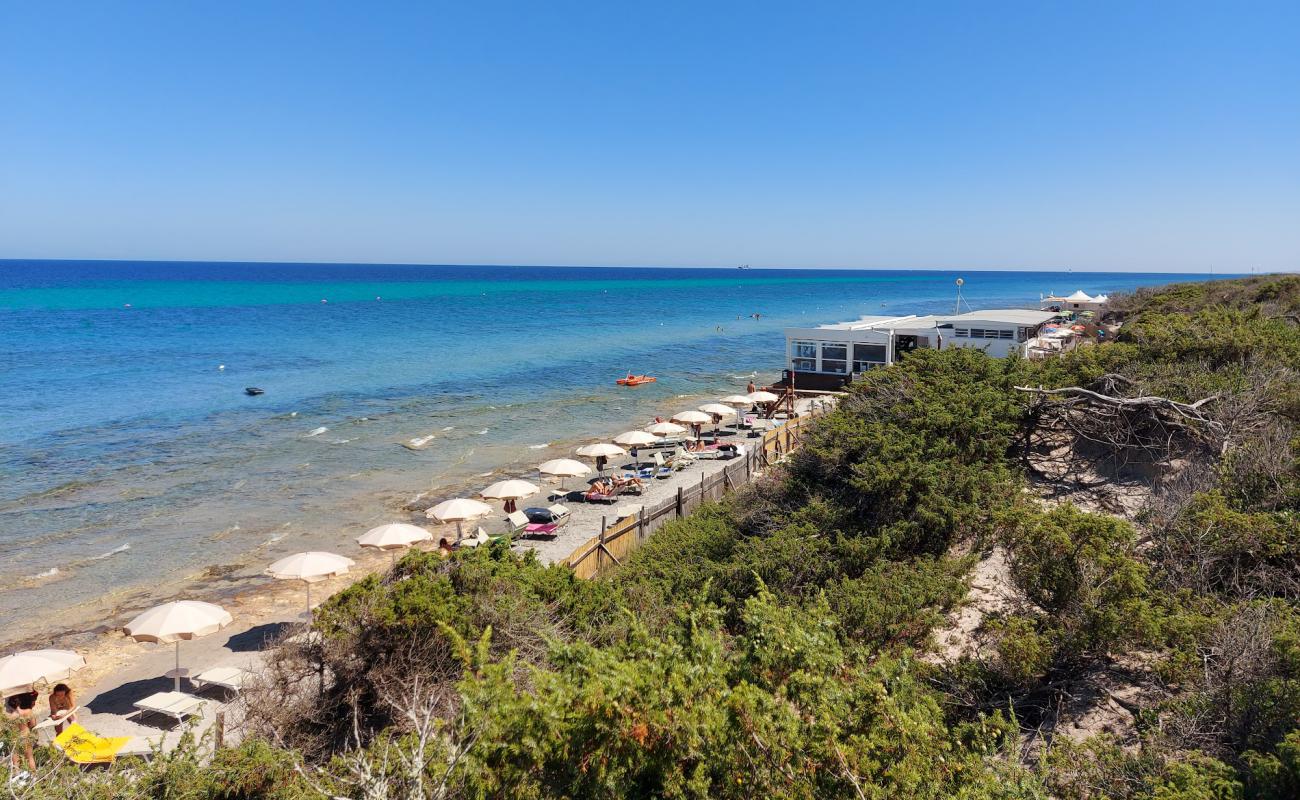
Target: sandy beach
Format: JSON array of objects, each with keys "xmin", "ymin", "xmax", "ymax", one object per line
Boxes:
[{"xmin": 21, "ymin": 390, "xmax": 817, "ymax": 750}]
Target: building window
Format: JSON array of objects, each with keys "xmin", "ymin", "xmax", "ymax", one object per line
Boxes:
[
  {"xmin": 1017, "ymin": 327, "xmax": 1030, "ymax": 342},
  {"xmin": 793, "ymin": 341, "xmax": 817, "ymax": 359},
  {"xmin": 822, "ymin": 359, "xmax": 847, "ymax": 374},
  {"xmin": 792, "ymin": 358, "xmax": 816, "ymax": 371},
  {"xmin": 821, "ymin": 343, "xmax": 847, "ymax": 361},
  {"xmin": 852, "ymin": 361, "xmax": 878, "ymax": 373},
  {"xmin": 999, "ymin": 329, "xmax": 1014, "ymax": 340},
  {"xmin": 852, "ymin": 343, "xmax": 887, "ymax": 363},
  {"xmin": 955, "ymin": 328, "xmax": 969, "ymax": 338}
]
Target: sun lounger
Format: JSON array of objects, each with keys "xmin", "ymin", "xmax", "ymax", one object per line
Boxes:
[
  {"xmin": 53, "ymin": 723, "xmax": 156, "ymax": 765},
  {"xmin": 506, "ymin": 511, "xmax": 532, "ymax": 536},
  {"xmin": 584, "ymin": 489, "xmax": 616, "ymax": 504},
  {"xmin": 33, "ymin": 706, "xmax": 81, "ymax": 732},
  {"xmin": 132, "ymin": 691, "xmax": 206, "ymax": 725},
  {"xmin": 518, "ymin": 505, "xmax": 570, "ymax": 538},
  {"xmin": 652, "ymin": 452, "xmax": 672, "ymax": 478},
  {"xmin": 192, "ymin": 666, "xmax": 252, "ymax": 694},
  {"xmin": 458, "ymin": 527, "xmax": 509, "ymax": 548}
]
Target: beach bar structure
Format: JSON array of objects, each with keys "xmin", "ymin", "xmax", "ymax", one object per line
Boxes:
[
  {"xmin": 1040, "ymin": 290, "xmax": 1109, "ymax": 313},
  {"xmin": 781, "ymin": 309, "xmax": 1061, "ymax": 388}
]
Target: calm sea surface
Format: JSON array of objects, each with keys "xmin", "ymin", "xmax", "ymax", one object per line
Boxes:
[{"xmin": 0, "ymin": 261, "xmax": 1206, "ymax": 646}]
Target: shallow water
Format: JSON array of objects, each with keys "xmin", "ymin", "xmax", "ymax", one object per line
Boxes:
[{"xmin": 0, "ymin": 261, "xmax": 1205, "ymax": 646}]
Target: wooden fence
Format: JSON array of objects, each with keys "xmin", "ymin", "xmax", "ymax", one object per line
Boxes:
[{"xmin": 561, "ymin": 410, "xmax": 820, "ymax": 579}]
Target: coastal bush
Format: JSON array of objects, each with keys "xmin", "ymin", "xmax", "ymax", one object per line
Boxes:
[
  {"xmin": 454, "ymin": 587, "xmax": 1042, "ymax": 799},
  {"xmin": 1006, "ymin": 503, "xmax": 1156, "ymax": 659}
]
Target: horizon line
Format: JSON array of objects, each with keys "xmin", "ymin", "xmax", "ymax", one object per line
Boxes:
[{"xmin": 0, "ymin": 257, "xmax": 1269, "ymax": 276}]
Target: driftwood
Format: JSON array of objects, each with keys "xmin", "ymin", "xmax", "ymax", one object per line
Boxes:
[
  {"xmin": 1014, "ymin": 381, "xmax": 1227, "ymax": 490},
  {"xmin": 1014, "ymin": 385, "xmax": 1224, "ymax": 433}
]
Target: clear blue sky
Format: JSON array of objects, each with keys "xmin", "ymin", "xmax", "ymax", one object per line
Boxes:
[{"xmin": 1, "ymin": 1, "xmax": 1297, "ymax": 272}]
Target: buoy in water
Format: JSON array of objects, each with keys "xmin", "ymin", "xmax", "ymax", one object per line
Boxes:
[{"xmin": 245, "ymin": 387, "xmax": 265, "ymax": 396}]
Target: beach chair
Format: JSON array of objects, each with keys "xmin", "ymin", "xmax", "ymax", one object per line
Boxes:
[
  {"xmin": 652, "ymin": 452, "xmax": 673, "ymax": 478},
  {"xmin": 133, "ymin": 691, "xmax": 206, "ymax": 725},
  {"xmin": 547, "ymin": 504, "xmax": 571, "ymax": 525},
  {"xmin": 519, "ymin": 504, "xmax": 570, "ymax": 538},
  {"xmin": 53, "ymin": 723, "xmax": 156, "ymax": 765},
  {"xmin": 506, "ymin": 511, "xmax": 532, "ymax": 536},
  {"xmin": 192, "ymin": 666, "xmax": 252, "ymax": 695},
  {"xmin": 584, "ymin": 488, "xmax": 616, "ymax": 504},
  {"xmin": 458, "ymin": 527, "xmax": 508, "ymax": 548}
]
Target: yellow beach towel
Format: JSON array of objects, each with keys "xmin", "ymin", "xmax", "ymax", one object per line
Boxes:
[{"xmin": 53, "ymin": 722, "xmax": 133, "ymax": 764}]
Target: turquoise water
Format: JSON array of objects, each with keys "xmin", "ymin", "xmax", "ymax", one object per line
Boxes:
[{"xmin": 0, "ymin": 261, "xmax": 1205, "ymax": 646}]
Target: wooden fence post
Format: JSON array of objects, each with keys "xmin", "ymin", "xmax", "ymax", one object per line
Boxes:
[
  {"xmin": 638, "ymin": 507, "xmax": 646, "ymax": 541},
  {"xmin": 676, "ymin": 486, "xmax": 684, "ymax": 518},
  {"xmin": 214, "ymin": 710, "xmax": 225, "ymax": 750},
  {"xmin": 598, "ymin": 516, "xmax": 607, "ymax": 573}
]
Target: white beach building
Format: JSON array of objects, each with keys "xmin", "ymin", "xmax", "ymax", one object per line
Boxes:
[{"xmin": 781, "ymin": 309, "xmax": 1061, "ymax": 388}]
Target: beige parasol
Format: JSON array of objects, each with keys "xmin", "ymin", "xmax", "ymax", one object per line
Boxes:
[
  {"xmin": 357, "ymin": 523, "xmax": 433, "ymax": 566},
  {"xmin": 267, "ymin": 551, "xmax": 357, "ymax": 616},
  {"xmin": 124, "ymin": 601, "xmax": 234, "ymax": 691}
]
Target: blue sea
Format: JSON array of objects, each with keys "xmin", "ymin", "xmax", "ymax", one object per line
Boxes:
[{"xmin": 0, "ymin": 260, "xmax": 1206, "ymax": 646}]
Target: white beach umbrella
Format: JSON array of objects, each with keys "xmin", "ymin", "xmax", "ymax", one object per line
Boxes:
[
  {"xmin": 747, "ymin": 390, "xmax": 780, "ymax": 404},
  {"xmin": 575, "ymin": 443, "xmax": 626, "ymax": 458},
  {"xmin": 479, "ymin": 479, "xmax": 539, "ymax": 500},
  {"xmin": 720, "ymin": 394, "xmax": 755, "ymax": 429},
  {"xmin": 670, "ymin": 410, "xmax": 712, "ymax": 425},
  {"xmin": 480, "ymin": 479, "xmax": 539, "ymax": 512},
  {"xmin": 646, "ymin": 421, "xmax": 686, "ymax": 437},
  {"xmin": 698, "ymin": 403, "xmax": 737, "ymax": 417},
  {"xmin": 698, "ymin": 403, "xmax": 736, "ymax": 436},
  {"xmin": 124, "ymin": 601, "xmax": 233, "ymax": 691},
  {"xmin": 0, "ymin": 650, "xmax": 86, "ymax": 697},
  {"xmin": 575, "ymin": 443, "xmax": 626, "ymax": 475},
  {"xmin": 613, "ymin": 430, "xmax": 657, "ymax": 447},
  {"xmin": 267, "ymin": 551, "xmax": 356, "ymax": 617},
  {"xmin": 537, "ymin": 458, "xmax": 591, "ymax": 478},
  {"xmin": 357, "ymin": 523, "xmax": 433, "ymax": 566},
  {"xmin": 538, "ymin": 458, "xmax": 591, "ymax": 493},
  {"xmin": 426, "ymin": 497, "xmax": 494, "ymax": 542}
]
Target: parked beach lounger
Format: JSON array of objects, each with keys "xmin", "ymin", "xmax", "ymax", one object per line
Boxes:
[
  {"xmin": 519, "ymin": 505, "xmax": 569, "ymax": 538},
  {"xmin": 132, "ymin": 691, "xmax": 205, "ymax": 725},
  {"xmin": 192, "ymin": 666, "xmax": 252, "ymax": 694},
  {"xmin": 458, "ymin": 527, "xmax": 509, "ymax": 548},
  {"xmin": 584, "ymin": 489, "xmax": 616, "ymax": 503},
  {"xmin": 53, "ymin": 723, "xmax": 156, "ymax": 765},
  {"xmin": 652, "ymin": 452, "xmax": 673, "ymax": 478},
  {"xmin": 505, "ymin": 511, "xmax": 532, "ymax": 536}
]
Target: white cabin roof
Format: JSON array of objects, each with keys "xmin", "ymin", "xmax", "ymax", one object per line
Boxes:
[
  {"xmin": 789, "ymin": 308, "xmax": 1058, "ymax": 336},
  {"xmin": 937, "ymin": 309, "xmax": 1061, "ymax": 326}
]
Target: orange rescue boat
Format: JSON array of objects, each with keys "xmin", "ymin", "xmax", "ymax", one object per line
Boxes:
[{"xmin": 616, "ymin": 374, "xmax": 657, "ymax": 386}]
